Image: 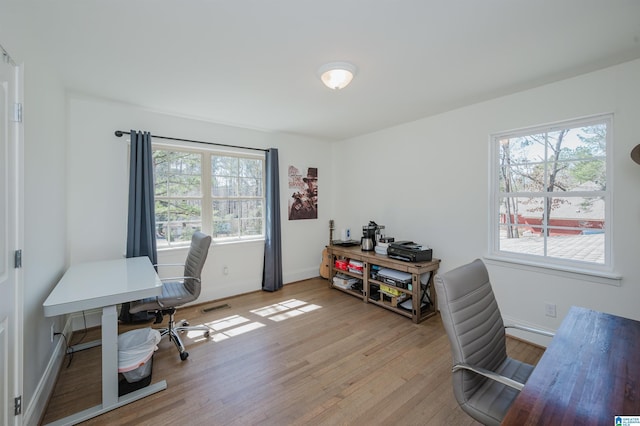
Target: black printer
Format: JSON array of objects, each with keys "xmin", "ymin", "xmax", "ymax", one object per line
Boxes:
[{"xmin": 387, "ymin": 241, "xmax": 433, "ymax": 262}]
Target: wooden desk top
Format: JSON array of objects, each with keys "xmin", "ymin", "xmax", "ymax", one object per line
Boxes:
[{"xmin": 502, "ymin": 306, "xmax": 640, "ymax": 425}]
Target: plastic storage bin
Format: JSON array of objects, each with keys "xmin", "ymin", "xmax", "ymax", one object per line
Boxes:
[
  {"xmin": 347, "ymin": 260, "xmax": 364, "ymax": 274},
  {"xmin": 118, "ymin": 327, "xmax": 161, "ymax": 396},
  {"xmin": 335, "ymin": 259, "xmax": 348, "ymax": 271}
]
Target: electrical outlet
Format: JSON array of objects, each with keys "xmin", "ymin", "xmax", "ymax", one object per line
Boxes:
[
  {"xmin": 223, "ymin": 266, "xmax": 229, "ymax": 275},
  {"xmin": 50, "ymin": 324, "xmax": 55, "ymax": 343},
  {"xmin": 545, "ymin": 303, "xmax": 557, "ymax": 318}
]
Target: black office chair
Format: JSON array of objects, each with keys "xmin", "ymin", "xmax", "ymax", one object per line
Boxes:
[
  {"xmin": 434, "ymin": 259, "xmax": 553, "ymax": 426},
  {"xmin": 129, "ymin": 231, "xmax": 212, "ymax": 360}
]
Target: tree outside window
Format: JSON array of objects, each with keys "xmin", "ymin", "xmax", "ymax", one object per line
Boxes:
[
  {"xmin": 491, "ymin": 114, "xmax": 611, "ymax": 269},
  {"xmin": 153, "ymin": 148, "xmax": 264, "ymax": 247}
]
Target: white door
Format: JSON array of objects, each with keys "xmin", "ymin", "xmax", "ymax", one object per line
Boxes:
[{"xmin": 0, "ymin": 50, "xmax": 22, "ymax": 426}]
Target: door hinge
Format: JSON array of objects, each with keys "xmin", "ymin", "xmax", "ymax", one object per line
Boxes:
[
  {"xmin": 14, "ymin": 250, "xmax": 22, "ymax": 269},
  {"xmin": 14, "ymin": 396, "xmax": 22, "ymax": 415},
  {"xmin": 12, "ymin": 102, "xmax": 22, "ymax": 123}
]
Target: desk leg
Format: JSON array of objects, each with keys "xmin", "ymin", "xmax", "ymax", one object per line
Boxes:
[
  {"xmin": 412, "ymin": 274, "xmax": 419, "ymax": 323},
  {"xmin": 45, "ymin": 305, "xmax": 168, "ymax": 426},
  {"xmin": 102, "ymin": 305, "xmax": 119, "ymax": 407}
]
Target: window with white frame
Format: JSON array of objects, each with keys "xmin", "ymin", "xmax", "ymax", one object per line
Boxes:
[
  {"xmin": 490, "ymin": 114, "xmax": 611, "ymax": 272},
  {"xmin": 153, "ymin": 147, "xmax": 265, "ymax": 248}
]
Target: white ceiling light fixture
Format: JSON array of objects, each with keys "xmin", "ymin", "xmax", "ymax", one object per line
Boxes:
[{"xmin": 318, "ymin": 62, "xmax": 357, "ymax": 90}]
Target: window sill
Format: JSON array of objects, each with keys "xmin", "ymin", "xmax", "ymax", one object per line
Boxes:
[
  {"xmin": 213, "ymin": 237, "xmax": 265, "ymax": 247},
  {"xmin": 157, "ymin": 237, "xmax": 264, "ymax": 252},
  {"xmin": 483, "ymin": 254, "xmax": 622, "ymax": 286}
]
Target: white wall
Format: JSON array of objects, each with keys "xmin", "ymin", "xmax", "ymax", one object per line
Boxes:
[
  {"xmin": 0, "ymin": 35, "xmax": 69, "ymax": 426},
  {"xmin": 332, "ymin": 58, "xmax": 640, "ymax": 342},
  {"xmin": 22, "ymin": 61, "xmax": 68, "ymax": 425},
  {"xmin": 67, "ymin": 95, "xmax": 333, "ymax": 304}
]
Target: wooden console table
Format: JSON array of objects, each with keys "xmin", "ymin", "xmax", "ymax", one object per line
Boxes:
[{"xmin": 326, "ymin": 245, "xmax": 440, "ymax": 323}]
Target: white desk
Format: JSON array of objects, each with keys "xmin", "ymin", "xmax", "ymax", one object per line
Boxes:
[{"xmin": 43, "ymin": 257, "xmax": 166, "ymax": 425}]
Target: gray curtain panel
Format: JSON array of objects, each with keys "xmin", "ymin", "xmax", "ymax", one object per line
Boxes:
[
  {"xmin": 121, "ymin": 129, "xmax": 157, "ymax": 322},
  {"xmin": 126, "ymin": 129, "xmax": 157, "ymax": 263},
  {"xmin": 262, "ymin": 148, "xmax": 283, "ymax": 292}
]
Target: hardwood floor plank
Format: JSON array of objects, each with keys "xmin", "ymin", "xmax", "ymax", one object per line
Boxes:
[{"xmin": 41, "ymin": 278, "xmax": 544, "ymax": 425}]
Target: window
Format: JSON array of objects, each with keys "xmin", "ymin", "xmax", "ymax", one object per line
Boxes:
[
  {"xmin": 211, "ymin": 155, "xmax": 264, "ymax": 239},
  {"xmin": 153, "ymin": 147, "xmax": 264, "ymax": 248},
  {"xmin": 490, "ymin": 114, "xmax": 611, "ymax": 272}
]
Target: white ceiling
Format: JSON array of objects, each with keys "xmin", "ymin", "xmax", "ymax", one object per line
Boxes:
[{"xmin": 3, "ymin": 0, "xmax": 640, "ymax": 141}]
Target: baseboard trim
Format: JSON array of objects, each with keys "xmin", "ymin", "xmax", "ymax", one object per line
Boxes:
[
  {"xmin": 69, "ymin": 308, "xmax": 102, "ymax": 331},
  {"xmin": 284, "ymin": 267, "xmax": 318, "ymax": 284},
  {"xmin": 502, "ymin": 314, "xmax": 554, "ymax": 348},
  {"xmin": 24, "ymin": 317, "xmax": 73, "ymax": 426}
]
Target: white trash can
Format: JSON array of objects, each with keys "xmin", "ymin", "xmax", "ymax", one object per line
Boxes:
[{"xmin": 118, "ymin": 328, "xmax": 161, "ymax": 395}]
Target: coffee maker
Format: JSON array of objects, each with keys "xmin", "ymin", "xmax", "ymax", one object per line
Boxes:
[{"xmin": 361, "ymin": 221, "xmax": 383, "ymax": 251}]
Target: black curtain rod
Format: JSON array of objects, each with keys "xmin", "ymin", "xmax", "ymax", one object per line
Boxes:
[{"xmin": 114, "ymin": 130, "xmax": 268, "ymax": 152}]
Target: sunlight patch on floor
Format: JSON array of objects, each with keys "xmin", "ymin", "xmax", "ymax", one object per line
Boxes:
[
  {"xmin": 188, "ymin": 332, "xmax": 209, "ymax": 342},
  {"xmin": 250, "ymin": 299, "xmax": 322, "ymax": 322},
  {"xmin": 190, "ymin": 314, "xmax": 265, "ymax": 342},
  {"xmin": 223, "ymin": 321, "xmax": 265, "ymax": 336},
  {"xmin": 185, "ymin": 299, "xmax": 322, "ymax": 343},
  {"xmin": 207, "ymin": 314, "xmax": 251, "ymax": 331}
]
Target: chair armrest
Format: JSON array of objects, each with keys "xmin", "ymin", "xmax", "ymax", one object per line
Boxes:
[
  {"xmin": 506, "ymin": 324, "xmax": 555, "ymax": 338},
  {"xmin": 159, "ymin": 276, "xmax": 200, "ymax": 283},
  {"xmin": 452, "ymin": 363, "xmax": 524, "ymax": 391}
]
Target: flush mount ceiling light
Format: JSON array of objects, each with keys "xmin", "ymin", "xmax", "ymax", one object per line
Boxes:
[
  {"xmin": 318, "ymin": 62, "xmax": 357, "ymax": 90},
  {"xmin": 632, "ymin": 144, "xmax": 640, "ymax": 165}
]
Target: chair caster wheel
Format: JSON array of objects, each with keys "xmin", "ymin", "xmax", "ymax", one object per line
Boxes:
[
  {"xmin": 204, "ymin": 331, "xmax": 210, "ymax": 338},
  {"xmin": 180, "ymin": 351, "xmax": 189, "ymax": 361},
  {"xmin": 182, "ymin": 320, "xmax": 190, "ymax": 326}
]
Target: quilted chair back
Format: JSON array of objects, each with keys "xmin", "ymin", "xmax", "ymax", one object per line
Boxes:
[
  {"xmin": 183, "ymin": 231, "xmax": 212, "ymax": 299},
  {"xmin": 435, "ymin": 259, "xmax": 508, "ymax": 403}
]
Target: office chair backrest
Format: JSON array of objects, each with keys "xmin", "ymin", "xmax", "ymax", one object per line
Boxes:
[
  {"xmin": 435, "ymin": 259, "xmax": 508, "ymax": 403},
  {"xmin": 183, "ymin": 231, "xmax": 212, "ymax": 298}
]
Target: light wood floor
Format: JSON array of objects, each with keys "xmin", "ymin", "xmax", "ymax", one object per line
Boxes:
[{"xmin": 42, "ymin": 278, "xmax": 544, "ymax": 425}]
